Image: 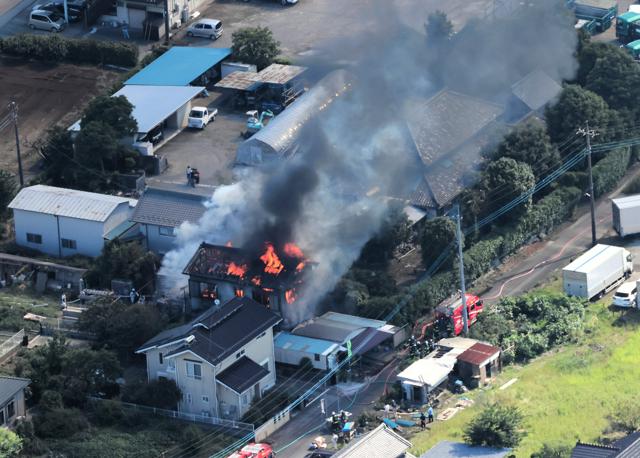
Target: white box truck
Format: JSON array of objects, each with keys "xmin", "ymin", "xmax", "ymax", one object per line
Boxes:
[
  {"xmin": 612, "ymin": 194, "xmax": 640, "ymax": 237},
  {"xmin": 563, "ymin": 244, "xmax": 633, "ymax": 300}
]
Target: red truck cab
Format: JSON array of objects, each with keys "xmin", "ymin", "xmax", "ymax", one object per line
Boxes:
[
  {"xmin": 228, "ymin": 443, "xmax": 274, "ymax": 458},
  {"xmin": 435, "ymin": 293, "xmax": 483, "ymax": 335}
]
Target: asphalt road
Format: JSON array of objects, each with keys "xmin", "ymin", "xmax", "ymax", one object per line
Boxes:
[{"xmin": 481, "ymin": 163, "xmax": 640, "ymax": 304}]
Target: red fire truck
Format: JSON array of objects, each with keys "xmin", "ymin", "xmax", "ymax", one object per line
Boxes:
[
  {"xmin": 416, "ymin": 293, "xmax": 484, "ymax": 339},
  {"xmin": 227, "ymin": 443, "xmax": 274, "ymax": 458}
]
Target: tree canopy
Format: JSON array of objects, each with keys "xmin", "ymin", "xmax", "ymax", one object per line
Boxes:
[
  {"xmin": 481, "ymin": 157, "xmax": 535, "ymax": 221},
  {"xmin": 464, "ymin": 403, "xmax": 526, "ymax": 448},
  {"xmin": 425, "ymin": 11, "xmax": 453, "ymax": 43},
  {"xmin": 584, "ymin": 48, "xmax": 640, "ymax": 113},
  {"xmin": 80, "ymin": 95, "xmax": 137, "ymax": 138},
  {"xmin": 0, "ymin": 170, "xmax": 18, "ymax": 217},
  {"xmin": 0, "ymin": 428, "xmax": 22, "ymax": 457},
  {"xmin": 492, "ymin": 120, "xmax": 560, "ymax": 180},
  {"xmin": 231, "ymin": 27, "xmax": 281, "ymax": 70},
  {"xmin": 420, "ymin": 216, "xmax": 456, "ymax": 270},
  {"xmin": 89, "ymin": 240, "xmax": 159, "ymax": 292}
]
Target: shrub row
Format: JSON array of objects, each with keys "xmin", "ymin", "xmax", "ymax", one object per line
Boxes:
[
  {"xmin": 592, "ymin": 146, "xmax": 631, "ymax": 197},
  {"xmin": 0, "ymin": 34, "xmax": 138, "ymax": 67}
]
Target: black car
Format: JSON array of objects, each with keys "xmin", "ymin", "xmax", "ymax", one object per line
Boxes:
[{"xmin": 32, "ymin": 2, "xmax": 83, "ymax": 22}]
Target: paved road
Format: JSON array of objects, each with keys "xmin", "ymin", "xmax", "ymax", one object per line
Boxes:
[{"xmin": 481, "ymin": 163, "xmax": 640, "ymax": 304}]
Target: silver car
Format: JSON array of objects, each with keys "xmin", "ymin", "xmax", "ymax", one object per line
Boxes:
[
  {"xmin": 186, "ymin": 19, "xmax": 223, "ymax": 40},
  {"xmin": 29, "ymin": 10, "xmax": 65, "ymax": 32}
]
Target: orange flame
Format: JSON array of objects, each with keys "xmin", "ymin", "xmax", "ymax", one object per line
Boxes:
[
  {"xmin": 251, "ymin": 276, "xmax": 261, "ymax": 286},
  {"xmin": 225, "ymin": 241, "xmax": 233, "ymax": 247},
  {"xmin": 260, "ymin": 244, "xmax": 284, "ymax": 275},
  {"xmin": 227, "ymin": 262, "xmax": 247, "ymax": 279},
  {"xmin": 283, "ymin": 243, "xmax": 304, "ymax": 259},
  {"xmin": 235, "ymin": 288, "xmax": 244, "ymax": 297},
  {"xmin": 296, "ymin": 261, "xmax": 305, "ymax": 272},
  {"xmin": 285, "ymin": 289, "xmax": 297, "ymax": 304}
]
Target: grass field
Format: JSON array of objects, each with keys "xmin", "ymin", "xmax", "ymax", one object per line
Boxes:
[
  {"xmin": 410, "ymin": 284, "xmax": 640, "ymax": 457},
  {"xmin": 0, "ymin": 287, "xmax": 61, "ymax": 332}
]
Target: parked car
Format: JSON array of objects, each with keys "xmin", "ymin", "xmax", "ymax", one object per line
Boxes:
[
  {"xmin": 186, "ymin": 19, "xmax": 223, "ymax": 39},
  {"xmin": 188, "ymin": 107, "xmax": 217, "ymax": 129},
  {"xmin": 32, "ymin": 2, "xmax": 82, "ymax": 22},
  {"xmin": 279, "ymin": 0, "xmax": 299, "ymax": 4},
  {"xmin": 613, "ymin": 281, "xmax": 638, "ymax": 307},
  {"xmin": 139, "ymin": 126, "xmax": 164, "ymax": 145},
  {"xmin": 28, "ymin": 10, "xmax": 66, "ymax": 32}
]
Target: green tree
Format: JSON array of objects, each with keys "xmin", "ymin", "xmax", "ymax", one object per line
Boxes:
[
  {"xmin": 122, "ymin": 379, "xmax": 182, "ymax": 410},
  {"xmin": 585, "ymin": 47, "xmax": 640, "ymax": 112},
  {"xmin": 545, "ymin": 85, "xmax": 618, "ymax": 143},
  {"xmin": 359, "ymin": 205, "xmax": 410, "ymax": 265},
  {"xmin": 231, "ymin": 27, "xmax": 281, "ymax": 70},
  {"xmin": 80, "ymin": 95, "xmax": 137, "ymax": 138},
  {"xmin": 39, "ymin": 126, "xmax": 77, "ymax": 188},
  {"xmin": 531, "ymin": 444, "xmax": 572, "ymax": 458},
  {"xmin": 74, "ymin": 121, "xmax": 120, "ymax": 174},
  {"xmin": 425, "ymin": 11, "xmax": 453, "ymax": 43},
  {"xmin": 0, "ymin": 428, "xmax": 22, "ymax": 457},
  {"xmin": 481, "ymin": 158, "xmax": 535, "ymax": 221},
  {"xmin": 492, "ymin": 120, "xmax": 560, "ymax": 180},
  {"xmin": 575, "ymin": 41, "xmax": 611, "ymax": 85},
  {"xmin": 0, "ymin": 170, "xmax": 18, "ymax": 217},
  {"xmin": 464, "ymin": 403, "xmax": 526, "ymax": 448},
  {"xmin": 420, "ymin": 216, "xmax": 456, "ymax": 270},
  {"xmin": 90, "ymin": 240, "xmax": 159, "ymax": 292}
]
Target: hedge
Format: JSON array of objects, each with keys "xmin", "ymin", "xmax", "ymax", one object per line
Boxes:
[
  {"xmin": 592, "ymin": 146, "xmax": 631, "ymax": 197},
  {"xmin": 0, "ymin": 34, "xmax": 138, "ymax": 67}
]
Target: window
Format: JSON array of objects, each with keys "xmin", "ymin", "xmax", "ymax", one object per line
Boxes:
[
  {"xmin": 252, "ymin": 290, "xmax": 271, "ymax": 308},
  {"xmin": 186, "ymin": 393, "xmax": 192, "ymax": 404},
  {"xmin": 186, "ymin": 361, "xmax": 202, "ymax": 379},
  {"xmin": 0, "ymin": 410, "xmax": 4, "ymax": 425},
  {"xmin": 314, "ymin": 354, "xmax": 320, "ymax": 362},
  {"xmin": 257, "ymin": 331, "xmax": 266, "ymax": 339},
  {"xmin": 7, "ymin": 401, "xmax": 15, "ymax": 419},
  {"xmin": 241, "ymin": 393, "xmax": 249, "ymax": 405},
  {"xmin": 262, "ymin": 360, "xmax": 269, "ymax": 372},
  {"xmin": 159, "ymin": 353, "xmax": 163, "ymax": 365},
  {"xmin": 200, "ymin": 283, "xmax": 218, "ymax": 300},
  {"xmin": 26, "ymin": 233, "xmax": 42, "ymax": 244},
  {"xmin": 235, "ymin": 288, "xmax": 245, "ymax": 298},
  {"xmin": 235, "ymin": 349, "xmax": 245, "ymax": 359},
  {"xmin": 202, "ymin": 396, "xmax": 209, "ymax": 403},
  {"xmin": 61, "ymin": 238, "xmax": 77, "ymax": 249},
  {"xmin": 159, "ymin": 226, "xmax": 176, "ymax": 237}
]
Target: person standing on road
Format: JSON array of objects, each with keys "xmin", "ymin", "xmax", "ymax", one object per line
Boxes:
[
  {"xmin": 186, "ymin": 165, "xmax": 192, "ymax": 186},
  {"xmin": 427, "ymin": 405, "xmax": 434, "ymax": 423},
  {"xmin": 420, "ymin": 412, "xmax": 426, "ymax": 430}
]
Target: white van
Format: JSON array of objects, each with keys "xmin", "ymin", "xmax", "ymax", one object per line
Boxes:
[
  {"xmin": 29, "ymin": 10, "xmax": 65, "ymax": 32},
  {"xmin": 613, "ymin": 281, "xmax": 637, "ymax": 307}
]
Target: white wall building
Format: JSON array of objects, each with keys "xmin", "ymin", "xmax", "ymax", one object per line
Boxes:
[
  {"xmin": 8, "ymin": 185, "xmax": 137, "ymax": 258},
  {"xmin": 137, "ymin": 297, "xmax": 281, "ymax": 420}
]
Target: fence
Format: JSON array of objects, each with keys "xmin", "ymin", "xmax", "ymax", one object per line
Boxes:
[
  {"xmin": 0, "ymin": 329, "xmax": 25, "ymax": 363},
  {"xmin": 87, "ymin": 397, "xmax": 254, "ymax": 434}
]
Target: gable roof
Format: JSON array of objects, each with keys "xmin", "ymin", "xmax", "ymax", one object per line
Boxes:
[
  {"xmin": 125, "ymin": 47, "xmax": 232, "ymax": 86},
  {"xmin": 216, "ymin": 356, "xmax": 270, "ymax": 393},
  {"xmin": 131, "ymin": 187, "xmax": 209, "ymax": 228},
  {"xmin": 137, "ymin": 297, "xmax": 281, "ymax": 366},
  {"xmin": 457, "ymin": 342, "xmax": 501, "ymax": 366},
  {"xmin": 420, "ymin": 441, "xmax": 511, "ymax": 458},
  {"xmin": 511, "ymin": 69, "xmax": 562, "ymax": 112},
  {"xmin": 572, "ymin": 433, "xmax": 640, "ymax": 458},
  {"xmin": 9, "ymin": 185, "xmax": 136, "ymax": 222},
  {"xmin": 292, "ymin": 316, "xmax": 365, "ymax": 344},
  {"xmin": 333, "ymin": 423, "xmax": 412, "ymax": 458},
  {"xmin": 0, "ymin": 376, "xmax": 30, "ymax": 404}
]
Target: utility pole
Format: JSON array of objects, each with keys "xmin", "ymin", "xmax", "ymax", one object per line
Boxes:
[
  {"xmin": 9, "ymin": 102, "xmax": 24, "ymax": 187},
  {"xmin": 577, "ymin": 121, "xmax": 598, "ymax": 246},
  {"xmin": 453, "ymin": 204, "xmax": 469, "ymax": 335},
  {"xmin": 62, "ymin": 0, "xmax": 68, "ymax": 24},
  {"xmin": 164, "ymin": 0, "xmax": 171, "ymax": 45}
]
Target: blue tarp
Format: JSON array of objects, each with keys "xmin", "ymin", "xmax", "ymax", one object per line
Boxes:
[{"xmin": 126, "ymin": 47, "xmax": 232, "ymax": 86}]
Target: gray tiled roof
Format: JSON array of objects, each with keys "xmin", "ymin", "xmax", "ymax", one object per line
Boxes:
[
  {"xmin": 420, "ymin": 441, "xmax": 510, "ymax": 458},
  {"xmin": 0, "ymin": 376, "xmax": 30, "ymax": 404},
  {"xmin": 571, "ymin": 444, "xmax": 619, "ymax": 458},
  {"xmin": 511, "ymin": 69, "xmax": 562, "ymax": 112},
  {"xmin": 333, "ymin": 423, "xmax": 412, "ymax": 458},
  {"xmin": 131, "ymin": 187, "xmax": 209, "ymax": 228},
  {"xmin": 8, "ymin": 185, "xmax": 135, "ymax": 222},
  {"xmin": 217, "ymin": 356, "xmax": 269, "ymax": 393},
  {"xmin": 137, "ymin": 297, "xmax": 281, "ymax": 366}
]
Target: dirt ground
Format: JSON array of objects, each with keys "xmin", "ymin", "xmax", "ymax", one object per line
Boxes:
[{"xmin": 0, "ymin": 57, "xmax": 121, "ymax": 179}]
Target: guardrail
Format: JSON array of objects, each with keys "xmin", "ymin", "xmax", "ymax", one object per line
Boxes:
[{"xmin": 87, "ymin": 397, "xmax": 254, "ymax": 433}]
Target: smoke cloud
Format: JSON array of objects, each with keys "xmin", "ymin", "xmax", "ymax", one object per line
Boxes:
[{"xmin": 161, "ymin": 0, "xmax": 577, "ymax": 325}]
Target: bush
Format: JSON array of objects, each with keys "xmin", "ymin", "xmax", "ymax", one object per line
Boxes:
[
  {"xmin": 463, "ymin": 236, "xmax": 503, "ymax": 282},
  {"xmin": 91, "ymin": 399, "xmax": 125, "ymax": 426},
  {"xmin": 0, "ymin": 34, "xmax": 138, "ymax": 67},
  {"xmin": 39, "ymin": 390, "xmax": 63, "ymax": 411},
  {"xmin": 122, "ymin": 379, "xmax": 182, "ymax": 410},
  {"xmin": 531, "ymin": 444, "xmax": 572, "ymax": 458},
  {"xmin": 464, "ymin": 403, "xmax": 526, "ymax": 448},
  {"xmin": 592, "ymin": 147, "xmax": 631, "ymax": 197},
  {"xmin": 34, "ymin": 408, "xmax": 88, "ymax": 439},
  {"xmin": 623, "ymin": 176, "xmax": 640, "ymax": 195}
]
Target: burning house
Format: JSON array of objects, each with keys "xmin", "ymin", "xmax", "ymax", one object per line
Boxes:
[{"xmin": 183, "ymin": 242, "xmax": 312, "ymax": 323}]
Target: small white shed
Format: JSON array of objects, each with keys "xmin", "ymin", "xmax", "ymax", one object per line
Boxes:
[
  {"xmin": 396, "ymin": 355, "xmax": 456, "ymax": 403},
  {"xmin": 8, "ymin": 185, "xmax": 137, "ymax": 258}
]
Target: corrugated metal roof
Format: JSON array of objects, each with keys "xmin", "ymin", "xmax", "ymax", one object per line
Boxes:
[
  {"xmin": 420, "ymin": 441, "xmax": 510, "ymax": 458},
  {"xmin": 396, "ymin": 356, "xmax": 455, "ymax": 388},
  {"xmin": 0, "ymin": 376, "xmax": 30, "ymax": 404},
  {"xmin": 258, "ymin": 63, "xmax": 306, "ymax": 85},
  {"xmin": 9, "ymin": 185, "xmax": 136, "ymax": 222},
  {"xmin": 274, "ymin": 332, "xmax": 340, "ymax": 356},
  {"xmin": 571, "ymin": 444, "xmax": 619, "ymax": 458},
  {"xmin": 215, "ymin": 71, "xmax": 262, "ymax": 91},
  {"xmin": 333, "ymin": 423, "xmax": 411, "ymax": 458},
  {"xmin": 131, "ymin": 187, "xmax": 209, "ymax": 228},
  {"xmin": 457, "ymin": 342, "xmax": 500, "ymax": 366},
  {"xmin": 215, "ymin": 64, "xmax": 306, "ymax": 91},
  {"xmin": 125, "ymin": 47, "xmax": 232, "ymax": 86},
  {"xmin": 321, "ymin": 312, "xmax": 387, "ymax": 329}
]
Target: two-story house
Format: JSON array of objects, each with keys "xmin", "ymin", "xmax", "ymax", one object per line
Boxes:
[{"xmin": 136, "ymin": 297, "xmax": 281, "ymax": 420}]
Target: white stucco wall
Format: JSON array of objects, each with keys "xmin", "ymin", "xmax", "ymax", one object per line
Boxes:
[{"xmin": 143, "ymin": 224, "xmax": 178, "ymax": 255}]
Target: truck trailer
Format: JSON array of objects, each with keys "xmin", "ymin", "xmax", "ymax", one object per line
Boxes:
[
  {"xmin": 616, "ymin": 11, "xmax": 640, "ymax": 43},
  {"xmin": 572, "ymin": 0, "xmax": 618, "ymax": 33},
  {"xmin": 612, "ymin": 194, "xmax": 640, "ymax": 237},
  {"xmin": 563, "ymin": 244, "xmax": 633, "ymax": 300}
]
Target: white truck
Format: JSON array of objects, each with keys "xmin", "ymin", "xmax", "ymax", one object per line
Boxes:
[
  {"xmin": 187, "ymin": 106, "xmax": 217, "ymax": 129},
  {"xmin": 612, "ymin": 194, "xmax": 640, "ymax": 237},
  {"xmin": 563, "ymin": 244, "xmax": 633, "ymax": 300}
]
